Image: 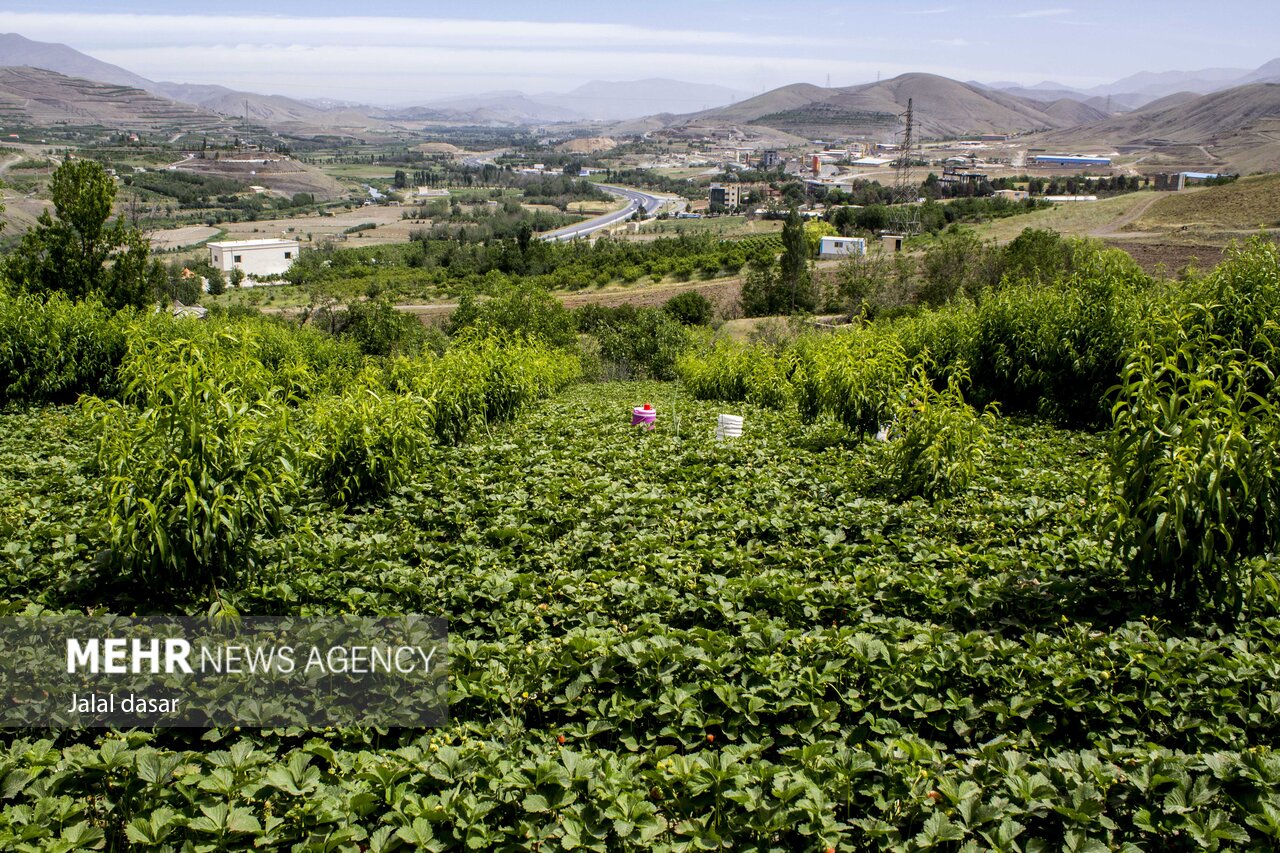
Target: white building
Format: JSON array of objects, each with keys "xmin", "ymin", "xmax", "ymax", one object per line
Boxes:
[
  {"xmin": 208, "ymin": 239, "xmax": 300, "ymax": 278},
  {"xmin": 819, "ymin": 236, "xmax": 867, "ymax": 258}
]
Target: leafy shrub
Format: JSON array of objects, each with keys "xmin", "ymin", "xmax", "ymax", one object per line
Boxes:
[
  {"xmin": 448, "ymin": 284, "xmax": 577, "ymax": 348},
  {"xmin": 998, "ymin": 227, "xmax": 1074, "ymax": 285},
  {"xmin": 0, "ymin": 291, "xmax": 128, "ymax": 405},
  {"xmin": 386, "ymin": 336, "xmax": 580, "ymax": 444},
  {"xmin": 84, "ymin": 337, "xmax": 301, "ymax": 591},
  {"xmin": 890, "ymin": 365, "xmax": 994, "ymax": 500},
  {"xmin": 340, "ymin": 295, "xmax": 427, "ymax": 356},
  {"xmin": 577, "ymin": 305, "xmax": 689, "ymax": 380},
  {"xmin": 122, "ymin": 314, "xmax": 364, "ymax": 404},
  {"xmin": 663, "ymin": 291, "xmax": 713, "ymax": 326},
  {"xmin": 968, "ymin": 242, "xmax": 1147, "ymax": 424},
  {"xmin": 796, "ymin": 330, "xmax": 908, "ymax": 436},
  {"xmin": 918, "ymin": 226, "xmax": 999, "ymax": 306},
  {"xmin": 1107, "ymin": 239, "xmax": 1280, "ymax": 615},
  {"xmin": 1107, "ymin": 323, "xmax": 1280, "ymax": 615},
  {"xmin": 1178, "ymin": 235, "xmax": 1280, "ymax": 380},
  {"xmin": 887, "ymin": 303, "xmax": 979, "ymax": 389},
  {"xmin": 305, "ymin": 372, "xmax": 433, "ymax": 505},
  {"xmin": 677, "ymin": 339, "xmax": 793, "ymax": 409}
]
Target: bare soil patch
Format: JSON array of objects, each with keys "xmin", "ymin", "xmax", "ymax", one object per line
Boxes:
[
  {"xmin": 1105, "ymin": 241, "xmax": 1227, "ymax": 275},
  {"xmin": 148, "ymin": 225, "xmax": 221, "ymax": 251}
]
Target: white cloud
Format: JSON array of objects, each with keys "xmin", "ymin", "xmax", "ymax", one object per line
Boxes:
[
  {"xmin": 901, "ymin": 7, "xmax": 953, "ymax": 14},
  {"xmin": 0, "ymin": 11, "xmax": 836, "ymax": 51},
  {"xmin": 0, "ymin": 8, "xmax": 1115, "ymax": 100},
  {"xmin": 1010, "ymin": 8, "xmax": 1072, "ymax": 18},
  {"xmin": 930, "ymin": 38, "xmax": 968, "ymax": 47}
]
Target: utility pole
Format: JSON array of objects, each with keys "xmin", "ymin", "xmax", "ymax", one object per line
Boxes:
[
  {"xmin": 890, "ymin": 98, "xmax": 921, "ymax": 235},
  {"xmin": 894, "ymin": 98, "xmax": 914, "ymax": 202}
]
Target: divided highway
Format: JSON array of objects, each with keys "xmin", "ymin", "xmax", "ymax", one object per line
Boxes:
[
  {"xmin": 456, "ymin": 153, "xmax": 679, "ymax": 241},
  {"xmin": 539, "ymin": 184, "xmax": 676, "ymax": 242}
]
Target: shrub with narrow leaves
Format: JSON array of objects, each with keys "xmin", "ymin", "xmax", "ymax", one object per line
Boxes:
[
  {"xmin": 305, "ymin": 372, "xmax": 434, "ymax": 505},
  {"xmin": 800, "ymin": 330, "xmax": 909, "ymax": 437},
  {"xmin": 0, "ymin": 291, "xmax": 128, "ymax": 405},
  {"xmin": 1106, "ymin": 317, "xmax": 1280, "ymax": 615},
  {"xmin": 889, "ymin": 364, "xmax": 994, "ymax": 500},
  {"xmin": 84, "ymin": 338, "xmax": 300, "ymax": 591}
]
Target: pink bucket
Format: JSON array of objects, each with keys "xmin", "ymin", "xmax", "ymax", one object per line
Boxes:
[{"xmin": 631, "ymin": 405, "xmax": 656, "ymax": 431}]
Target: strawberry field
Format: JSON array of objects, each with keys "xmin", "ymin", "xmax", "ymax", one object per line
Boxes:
[
  {"xmin": 1, "ymin": 237, "xmax": 1280, "ymax": 850},
  {"xmin": 2, "ymin": 372, "xmax": 1279, "ymax": 850}
]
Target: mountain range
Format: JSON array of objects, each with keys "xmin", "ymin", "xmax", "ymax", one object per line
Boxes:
[
  {"xmin": 984, "ymin": 58, "xmax": 1280, "ymax": 112},
  {"xmin": 0, "ymin": 33, "xmax": 747, "ymax": 125},
  {"xmin": 0, "ymin": 32, "xmax": 1277, "ymax": 173},
  {"xmin": 675, "ymin": 73, "xmax": 1093, "ymax": 138}
]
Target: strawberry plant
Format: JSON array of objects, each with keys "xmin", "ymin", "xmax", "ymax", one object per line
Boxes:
[{"xmin": 1, "ymin": 241, "xmax": 1279, "ymax": 849}]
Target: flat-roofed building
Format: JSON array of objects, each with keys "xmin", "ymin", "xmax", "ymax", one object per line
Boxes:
[
  {"xmin": 208, "ymin": 238, "xmax": 300, "ymax": 278},
  {"xmin": 708, "ymin": 183, "xmax": 740, "ymax": 212},
  {"xmin": 819, "ymin": 236, "xmax": 867, "ymax": 257}
]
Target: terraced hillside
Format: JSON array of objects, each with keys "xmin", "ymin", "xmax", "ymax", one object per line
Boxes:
[{"xmin": 0, "ymin": 66, "xmax": 227, "ymax": 131}]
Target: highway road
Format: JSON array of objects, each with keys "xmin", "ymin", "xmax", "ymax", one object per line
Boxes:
[
  {"xmin": 539, "ymin": 184, "xmax": 676, "ymax": 242},
  {"xmin": 456, "ymin": 152, "xmax": 678, "ymax": 241}
]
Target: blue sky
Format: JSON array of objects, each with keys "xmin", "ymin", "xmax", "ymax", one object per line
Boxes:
[{"xmin": 1, "ymin": 1, "xmax": 1276, "ymax": 103}]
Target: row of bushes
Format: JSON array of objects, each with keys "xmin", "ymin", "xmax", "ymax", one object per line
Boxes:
[
  {"xmin": 685, "ymin": 239, "xmax": 1153, "ymax": 426},
  {"xmin": 679, "ymin": 236, "xmax": 1280, "ymax": 613},
  {"xmin": 0, "ymin": 304, "xmax": 581, "ymax": 594}
]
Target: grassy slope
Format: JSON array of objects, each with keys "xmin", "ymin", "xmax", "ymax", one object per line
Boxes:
[
  {"xmin": 1135, "ymin": 173, "xmax": 1280, "ymax": 229},
  {"xmin": 968, "ymin": 192, "xmax": 1157, "ymax": 243}
]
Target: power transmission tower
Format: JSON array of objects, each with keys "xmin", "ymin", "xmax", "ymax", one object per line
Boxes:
[{"xmin": 889, "ymin": 98, "xmax": 920, "ymax": 235}]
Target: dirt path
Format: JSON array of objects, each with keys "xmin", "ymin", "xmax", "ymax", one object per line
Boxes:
[{"xmin": 1089, "ymin": 193, "xmax": 1164, "ymax": 237}]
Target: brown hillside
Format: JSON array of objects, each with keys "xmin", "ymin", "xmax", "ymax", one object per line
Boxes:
[
  {"xmin": 1041, "ymin": 98, "xmax": 1109, "ymax": 125},
  {"xmin": 1136, "ymin": 173, "xmax": 1280, "ymax": 229},
  {"xmin": 0, "ymin": 66, "xmax": 226, "ymax": 131},
  {"xmin": 1032, "ymin": 83, "xmax": 1280, "ymax": 172},
  {"xmin": 0, "ymin": 66, "xmax": 225, "ymax": 130},
  {"xmin": 677, "ymin": 73, "xmax": 1064, "ymax": 139}
]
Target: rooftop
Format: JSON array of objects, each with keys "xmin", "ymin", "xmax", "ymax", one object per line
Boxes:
[{"xmin": 207, "ymin": 238, "xmax": 300, "ymax": 249}]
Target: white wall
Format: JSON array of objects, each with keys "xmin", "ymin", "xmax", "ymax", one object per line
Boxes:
[
  {"xmin": 819, "ymin": 237, "xmax": 866, "ymax": 257},
  {"xmin": 209, "ymin": 242, "xmax": 299, "ymax": 277}
]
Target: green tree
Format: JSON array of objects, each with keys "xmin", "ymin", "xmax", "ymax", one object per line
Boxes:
[
  {"xmin": 229, "ymin": 267, "xmax": 245, "ymax": 289},
  {"xmin": 4, "ymin": 159, "xmax": 153, "ymax": 309},
  {"xmin": 663, "ymin": 291, "xmax": 713, "ymax": 326},
  {"xmin": 803, "ymin": 220, "xmax": 837, "ymax": 256},
  {"xmin": 779, "ymin": 207, "xmax": 816, "ymax": 314},
  {"xmin": 740, "ymin": 258, "xmax": 780, "ymax": 317},
  {"xmin": 205, "ymin": 265, "xmax": 227, "ymax": 296},
  {"xmin": 919, "ymin": 226, "xmax": 995, "ymax": 306},
  {"xmin": 1000, "ymin": 227, "xmax": 1072, "ymax": 285},
  {"xmin": 837, "ymin": 252, "xmax": 891, "ymax": 312}
]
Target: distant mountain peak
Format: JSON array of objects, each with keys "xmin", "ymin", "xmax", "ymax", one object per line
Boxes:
[{"xmin": 0, "ymin": 31, "xmax": 155, "ymax": 91}]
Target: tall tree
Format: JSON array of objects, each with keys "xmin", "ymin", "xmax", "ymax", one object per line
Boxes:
[
  {"xmin": 779, "ymin": 207, "xmax": 815, "ymax": 314},
  {"xmin": 4, "ymin": 159, "xmax": 154, "ymax": 309}
]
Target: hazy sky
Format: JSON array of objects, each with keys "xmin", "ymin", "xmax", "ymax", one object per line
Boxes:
[{"xmin": 1, "ymin": 1, "xmax": 1276, "ymax": 103}]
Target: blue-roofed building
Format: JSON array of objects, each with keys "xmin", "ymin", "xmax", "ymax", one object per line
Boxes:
[{"xmin": 1031, "ymin": 154, "xmax": 1113, "ymax": 167}]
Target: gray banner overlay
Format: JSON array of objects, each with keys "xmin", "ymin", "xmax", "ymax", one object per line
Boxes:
[{"xmin": 0, "ymin": 613, "xmax": 447, "ymax": 728}]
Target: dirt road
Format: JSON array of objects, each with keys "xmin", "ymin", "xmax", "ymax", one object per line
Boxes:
[{"xmin": 1089, "ymin": 192, "xmax": 1164, "ymax": 238}]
